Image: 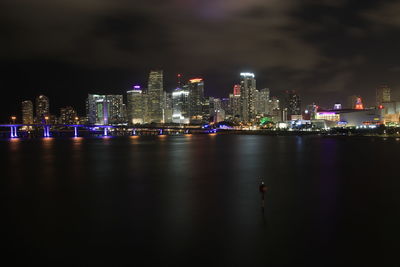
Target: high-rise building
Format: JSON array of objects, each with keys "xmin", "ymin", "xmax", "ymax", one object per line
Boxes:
[
  {"xmin": 256, "ymin": 88, "xmax": 270, "ymax": 115},
  {"xmin": 60, "ymin": 106, "xmax": 77, "ymax": 124},
  {"xmin": 21, "ymin": 100, "xmax": 34, "ymax": 125},
  {"xmin": 147, "ymin": 70, "xmax": 164, "ymax": 123},
  {"xmin": 233, "ymin": 84, "xmax": 241, "ymax": 96},
  {"xmin": 185, "ymin": 78, "xmax": 204, "ymax": 123},
  {"xmin": 172, "ymin": 87, "xmax": 190, "ymax": 124},
  {"xmin": 376, "ymin": 85, "xmax": 391, "ymax": 107},
  {"xmin": 127, "ymin": 86, "xmax": 147, "ymax": 124},
  {"xmin": 86, "ymin": 94, "xmax": 124, "ymax": 125},
  {"xmin": 285, "ymin": 90, "xmax": 301, "ymax": 120},
  {"xmin": 35, "ymin": 95, "xmax": 49, "ymax": 123},
  {"xmin": 240, "ymin": 72, "xmax": 256, "ymax": 123}
]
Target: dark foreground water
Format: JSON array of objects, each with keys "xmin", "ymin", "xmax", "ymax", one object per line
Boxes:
[{"xmin": 1, "ymin": 135, "xmax": 400, "ymax": 266}]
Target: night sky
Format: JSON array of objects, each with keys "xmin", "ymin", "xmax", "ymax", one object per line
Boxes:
[{"xmin": 2, "ymin": 0, "xmax": 400, "ymax": 121}]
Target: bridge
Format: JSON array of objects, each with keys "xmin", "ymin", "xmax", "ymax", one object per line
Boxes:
[{"xmin": 0, "ymin": 124, "xmax": 217, "ymax": 138}]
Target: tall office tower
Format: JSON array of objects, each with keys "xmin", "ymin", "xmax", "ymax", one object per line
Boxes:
[
  {"xmin": 21, "ymin": 100, "xmax": 34, "ymax": 124},
  {"xmin": 240, "ymin": 72, "xmax": 256, "ymax": 123},
  {"xmin": 233, "ymin": 84, "xmax": 241, "ymax": 96},
  {"xmin": 86, "ymin": 94, "xmax": 124, "ymax": 125},
  {"xmin": 107, "ymin": 95, "xmax": 125, "ymax": 124},
  {"xmin": 60, "ymin": 106, "xmax": 77, "ymax": 124},
  {"xmin": 127, "ymin": 86, "xmax": 147, "ymax": 124},
  {"xmin": 256, "ymin": 88, "xmax": 270, "ymax": 114},
  {"xmin": 147, "ymin": 70, "xmax": 164, "ymax": 122},
  {"xmin": 172, "ymin": 87, "xmax": 190, "ymax": 124},
  {"xmin": 266, "ymin": 96, "xmax": 280, "ymax": 115},
  {"xmin": 229, "ymin": 93, "xmax": 241, "ymax": 119},
  {"xmin": 163, "ymin": 92, "xmax": 173, "ymax": 123},
  {"xmin": 285, "ymin": 90, "xmax": 301, "ymax": 120},
  {"xmin": 376, "ymin": 85, "xmax": 391, "ymax": 107},
  {"xmin": 35, "ymin": 95, "xmax": 50, "ymax": 123},
  {"xmin": 185, "ymin": 78, "xmax": 205, "ymax": 123}
]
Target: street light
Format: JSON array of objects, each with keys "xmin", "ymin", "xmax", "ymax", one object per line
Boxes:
[
  {"xmin": 44, "ymin": 116, "xmax": 49, "ymax": 124},
  {"xmin": 75, "ymin": 116, "xmax": 79, "ymax": 124},
  {"xmin": 11, "ymin": 116, "xmax": 16, "ymax": 124}
]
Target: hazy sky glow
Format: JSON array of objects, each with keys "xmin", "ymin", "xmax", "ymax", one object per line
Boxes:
[{"xmin": 1, "ymin": 0, "xmax": 400, "ymax": 118}]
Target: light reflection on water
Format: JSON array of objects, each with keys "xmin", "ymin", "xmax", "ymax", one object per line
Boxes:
[{"xmin": 1, "ymin": 135, "xmax": 400, "ymax": 265}]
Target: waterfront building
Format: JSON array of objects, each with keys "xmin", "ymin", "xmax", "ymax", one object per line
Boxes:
[
  {"xmin": 59, "ymin": 106, "xmax": 77, "ymax": 124},
  {"xmin": 285, "ymin": 90, "xmax": 301, "ymax": 120},
  {"xmin": 35, "ymin": 95, "xmax": 49, "ymax": 123},
  {"xmin": 376, "ymin": 85, "xmax": 391, "ymax": 107},
  {"xmin": 240, "ymin": 72, "xmax": 257, "ymax": 123},
  {"xmin": 86, "ymin": 94, "xmax": 124, "ymax": 125},
  {"xmin": 127, "ymin": 86, "xmax": 147, "ymax": 124},
  {"xmin": 255, "ymin": 88, "xmax": 270, "ymax": 115},
  {"xmin": 147, "ymin": 70, "xmax": 164, "ymax": 123},
  {"xmin": 185, "ymin": 78, "xmax": 204, "ymax": 123},
  {"xmin": 21, "ymin": 100, "xmax": 34, "ymax": 125},
  {"xmin": 172, "ymin": 87, "xmax": 190, "ymax": 124}
]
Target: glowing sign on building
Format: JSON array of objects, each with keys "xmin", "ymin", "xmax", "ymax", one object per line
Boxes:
[
  {"xmin": 189, "ymin": 78, "xmax": 203, "ymax": 83},
  {"xmin": 355, "ymin": 97, "xmax": 364, "ymax": 110},
  {"xmin": 315, "ymin": 112, "xmax": 340, "ymax": 121}
]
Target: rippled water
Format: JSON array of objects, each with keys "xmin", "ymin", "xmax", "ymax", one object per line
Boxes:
[{"xmin": 1, "ymin": 135, "xmax": 400, "ymax": 265}]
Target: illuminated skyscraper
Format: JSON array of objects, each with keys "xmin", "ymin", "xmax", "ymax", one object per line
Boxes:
[
  {"xmin": 185, "ymin": 78, "xmax": 204, "ymax": 123},
  {"xmin": 255, "ymin": 88, "xmax": 270, "ymax": 115},
  {"xmin": 147, "ymin": 70, "xmax": 164, "ymax": 123},
  {"xmin": 35, "ymin": 95, "xmax": 49, "ymax": 123},
  {"xmin": 285, "ymin": 90, "xmax": 301, "ymax": 120},
  {"xmin": 376, "ymin": 85, "xmax": 391, "ymax": 107},
  {"xmin": 172, "ymin": 87, "xmax": 190, "ymax": 124},
  {"xmin": 60, "ymin": 106, "xmax": 77, "ymax": 124},
  {"xmin": 240, "ymin": 72, "xmax": 256, "ymax": 123},
  {"xmin": 86, "ymin": 94, "xmax": 124, "ymax": 125},
  {"xmin": 233, "ymin": 84, "xmax": 241, "ymax": 96},
  {"xmin": 21, "ymin": 100, "xmax": 34, "ymax": 125},
  {"xmin": 127, "ymin": 86, "xmax": 147, "ymax": 124}
]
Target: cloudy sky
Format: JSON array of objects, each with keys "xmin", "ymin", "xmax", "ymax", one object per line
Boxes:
[{"xmin": 1, "ymin": 0, "xmax": 400, "ymax": 118}]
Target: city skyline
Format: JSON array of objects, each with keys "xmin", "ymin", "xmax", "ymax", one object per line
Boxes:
[{"xmin": 3, "ymin": 1, "xmax": 400, "ymax": 121}]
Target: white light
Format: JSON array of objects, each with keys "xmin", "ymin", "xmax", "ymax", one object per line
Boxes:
[
  {"xmin": 172, "ymin": 91, "xmax": 189, "ymax": 97},
  {"xmin": 240, "ymin": 72, "xmax": 255, "ymax": 78}
]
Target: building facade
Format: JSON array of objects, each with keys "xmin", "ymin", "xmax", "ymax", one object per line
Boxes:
[
  {"xmin": 21, "ymin": 100, "xmax": 34, "ymax": 125},
  {"xmin": 147, "ymin": 70, "xmax": 164, "ymax": 123},
  {"xmin": 172, "ymin": 88, "xmax": 190, "ymax": 124},
  {"xmin": 35, "ymin": 95, "xmax": 50, "ymax": 123},
  {"xmin": 285, "ymin": 90, "xmax": 301, "ymax": 120},
  {"xmin": 60, "ymin": 106, "xmax": 77, "ymax": 124},
  {"xmin": 87, "ymin": 94, "xmax": 124, "ymax": 125},
  {"xmin": 376, "ymin": 85, "xmax": 391, "ymax": 107},
  {"xmin": 186, "ymin": 78, "xmax": 204, "ymax": 123},
  {"xmin": 240, "ymin": 73, "xmax": 256, "ymax": 123},
  {"xmin": 127, "ymin": 87, "xmax": 147, "ymax": 124}
]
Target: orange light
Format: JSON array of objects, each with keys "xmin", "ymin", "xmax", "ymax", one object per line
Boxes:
[
  {"xmin": 11, "ymin": 116, "xmax": 16, "ymax": 120},
  {"xmin": 189, "ymin": 78, "xmax": 203, "ymax": 83},
  {"xmin": 45, "ymin": 116, "xmax": 49, "ymax": 120}
]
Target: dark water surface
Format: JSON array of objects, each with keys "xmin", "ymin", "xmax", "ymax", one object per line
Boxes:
[{"xmin": 1, "ymin": 135, "xmax": 400, "ymax": 265}]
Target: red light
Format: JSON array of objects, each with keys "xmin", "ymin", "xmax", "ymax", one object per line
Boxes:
[
  {"xmin": 177, "ymin": 74, "xmax": 181, "ymax": 77},
  {"xmin": 379, "ymin": 105, "xmax": 384, "ymax": 109}
]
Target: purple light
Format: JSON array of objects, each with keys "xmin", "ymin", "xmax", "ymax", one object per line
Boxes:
[
  {"xmin": 134, "ymin": 85, "xmax": 141, "ymax": 89},
  {"xmin": 318, "ymin": 112, "xmax": 337, "ymax": 115}
]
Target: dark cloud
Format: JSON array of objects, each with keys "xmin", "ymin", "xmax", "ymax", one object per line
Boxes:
[{"xmin": 1, "ymin": 0, "xmax": 400, "ymax": 119}]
